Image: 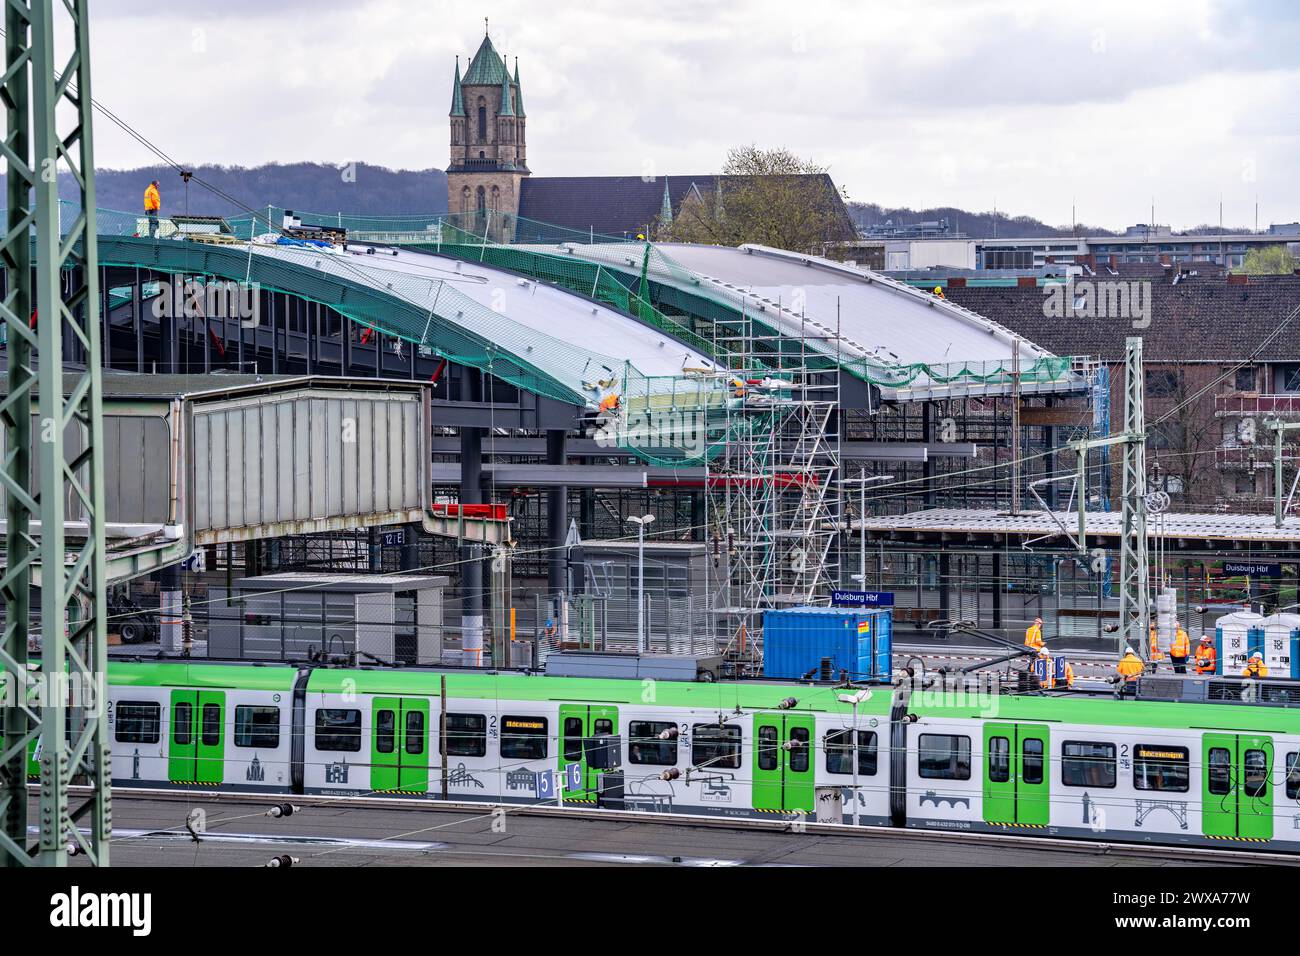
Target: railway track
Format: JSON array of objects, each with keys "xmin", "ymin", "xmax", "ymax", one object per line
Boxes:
[{"xmin": 80, "ymin": 785, "xmax": 1300, "ymax": 867}]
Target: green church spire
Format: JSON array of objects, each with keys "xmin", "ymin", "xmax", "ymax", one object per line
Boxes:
[{"xmin": 449, "ymin": 56, "xmax": 465, "ymax": 117}]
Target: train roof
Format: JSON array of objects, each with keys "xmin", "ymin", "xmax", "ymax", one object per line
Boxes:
[
  {"xmin": 103, "ymin": 662, "xmax": 1300, "ymax": 733},
  {"xmin": 107, "ymin": 661, "xmax": 299, "ymax": 692},
  {"xmin": 303, "ymin": 668, "xmax": 895, "ymax": 718}
]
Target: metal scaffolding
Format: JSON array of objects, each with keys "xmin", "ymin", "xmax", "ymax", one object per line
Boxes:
[
  {"xmin": 0, "ymin": 0, "xmax": 110, "ymax": 867},
  {"xmin": 705, "ymin": 306, "xmax": 841, "ymax": 667}
]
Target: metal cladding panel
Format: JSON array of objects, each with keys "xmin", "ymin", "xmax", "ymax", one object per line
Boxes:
[
  {"xmin": 762, "ymin": 606, "xmax": 891, "ymax": 682},
  {"xmin": 190, "ymin": 389, "xmax": 424, "ymax": 534}
]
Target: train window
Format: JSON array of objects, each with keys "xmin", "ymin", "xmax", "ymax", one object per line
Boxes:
[
  {"xmin": 172, "ymin": 702, "xmax": 192, "ymax": 745},
  {"xmin": 1208, "ymin": 747, "xmax": 1232, "ymax": 796},
  {"xmin": 405, "ymin": 711, "xmax": 425, "ymax": 756},
  {"xmin": 918, "ymin": 734, "xmax": 971, "ymax": 780},
  {"xmin": 1287, "ymin": 753, "xmax": 1300, "ymax": 800},
  {"xmin": 789, "ymin": 726, "xmax": 811, "ymax": 773},
  {"xmin": 1244, "ymin": 750, "xmax": 1268, "ymax": 799},
  {"xmin": 500, "ymin": 716, "xmax": 548, "ymax": 760},
  {"xmin": 988, "ymin": 736, "xmax": 1010, "ymax": 783},
  {"xmin": 315, "ymin": 708, "xmax": 362, "ymax": 752},
  {"xmin": 1022, "ymin": 738, "xmax": 1044, "ymax": 785},
  {"xmin": 1061, "ymin": 741, "xmax": 1116, "ymax": 788},
  {"xmin": 757, "ymin": 725, "xmax": 779, "ymax": 771},
  {"xmin": 201, "ymin": 704, "xmax": 221, "ymax": 746},
  {"xmin": 445, "ymin": 713, "xmax": 487, "ymax": 757},
  {"xmin": 234, "ymin": 705, "xmax": 280, "ymax": 749},
  {"xmin": 628, "ymin": 721, "xmax": 678, "ymax": 765},
  {"xmin": 825, "ymin": 730, "xmax": 878, "ymax": 776},
  {"xmin": 563, "ymin": 717, "xmax": 584, "ymax": 761},
  {"xmin": 1133, "ymin": 744, "xmax": 1189, "ymax": 792},
  {"xmin": 593, "ymin": 718, "xmax": 613, "ymax": 736},
  {"xmin": 115, "ymin": 702, "xmax": 161, "ymax": 744},
  {"xmin": 375, "ymin": 710, "xmax": 396, "ymax": 754},
  {"xmin": 692, "ymin": 723, "xmax": 741, "ymax": 770}
]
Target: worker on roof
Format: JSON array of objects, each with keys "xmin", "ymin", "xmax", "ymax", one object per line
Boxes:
[
  {"xmin": 1242, "ymin": 651, "xmax": 1269, "ymax": 679},
  {"xmin": 1169, "ymin": 623, "xmax": 1191, "ymax": 675},
  {"xmin": 598, "ymin": 393, "xmax": 620, "ymax": 415},
  {"xmin": 143, "ymin": 179, "xmax": 161, "ymax": 239},
  {"xmin": 932, "ymin": 285, "xmax": 945, "ymax": 299},
  {"xmin": 1024, "ymin": 617, "xmax": 1044, "ymax": 651},
  {"xmin": 1117, "ymin": 646, "xmax": 1144, "ymax": 685},
  {"xmin": 1194, "ymin": 635, "xmax": 1218, "ymax": 675}
]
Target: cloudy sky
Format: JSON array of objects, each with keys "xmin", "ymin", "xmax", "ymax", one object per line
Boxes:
[{"xmin": 84, "ymin": 0, "xmax": 1300, "ymax": 230}]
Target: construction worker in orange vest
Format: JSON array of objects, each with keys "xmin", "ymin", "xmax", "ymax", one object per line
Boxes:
[
  {"xmin": 1117, "ymin": 646, "xmax": 1144, "ymax": 684},
  {"xmin": 932, "ymin": 285, "xmax": 946, "ymax": 299},
  {"xmin": 1024, "ymin": 617, "xmax": 1044, "ymax": 652},
  {"xmin": 1039, "ymin": 644, "xmax": 1074, "ymax": 689},
  {"xmin": 1168, "ymin": 623, "xmax": 1191, "ymax": 674},
  {"xmin": 1194, "ymin": 635, "xmax": 1217, "ymax": 675},
  {"xmin": 1242, "ymin": 651, "xmax": 1269, "ymax": 678},
  {"xmin": 143, "ymin": 179, "xmax": 161, "ymax": 238}
]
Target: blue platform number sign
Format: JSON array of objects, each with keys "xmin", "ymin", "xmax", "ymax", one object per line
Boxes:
[
  {"xmin": 566, "ymin": 761, "xmax": 583, "ymax": 793},
  {"xmin": 536, "ymin": 769, "xmax": 556, "ymax": 800},
  {"xmin": 832, "ymin": 589, "xmax": 894, "ymax": 608}
]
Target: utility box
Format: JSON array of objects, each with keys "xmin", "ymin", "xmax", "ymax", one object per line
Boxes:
[
  {"xmin": 762, "ymin": 606, "xmax": 892, "ymax": 682},
  {"xmin": 815, "ymin": 787, "xmax": 844, "ymax": 824}
]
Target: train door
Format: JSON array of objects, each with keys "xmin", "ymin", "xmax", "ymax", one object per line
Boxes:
[
  {"xmin": 168, "ymin": 690, "xmax": 225, "ymax": 785},
  {"xmin": 559, "ymin": 704, "xmax": 619, "ymax": 804},
  {"xmin": 1202, "ymin": 733, "xmax": 1273, "ymax": 841},
  {"xmin": 371, "ymin": 697, "xmax": 430, "ymax": 793},
  {"xmin": 752, "ymin": 714, "xmax": 815, "ymax": 814},
  {"xmin": 982, "ymin": 723, "xmax": 1049, "ymax": 826}
]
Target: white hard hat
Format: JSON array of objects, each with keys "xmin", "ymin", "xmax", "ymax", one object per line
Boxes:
[
  {"xmin": 1251, "ymin": 651, "xmax": 1263, "ymax": 660},
  {"xmin": 1125, "ymin": 646, "xmax": 1135, "ymax": 655},
  {"xmin": 1039, "ymin": 645, "xmax": 1050, "ymax": 655}
]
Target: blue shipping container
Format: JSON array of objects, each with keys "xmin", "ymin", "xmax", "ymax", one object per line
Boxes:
[{"xmin": 762, "ymin": 606, "xmax": 893, "ymax": 682}]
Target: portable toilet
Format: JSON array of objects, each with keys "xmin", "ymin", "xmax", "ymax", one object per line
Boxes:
[
  {"xmin": 1215, "ymin": 610, "xmax": 1266, "ymax": 675},
  {"xmin": 1259, "ymin": 613, "xmax": 1300, "ymax": 678}
]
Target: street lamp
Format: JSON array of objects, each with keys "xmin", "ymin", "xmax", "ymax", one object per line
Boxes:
[
  {"xmin": 627, "ymin": 514, "xmax": 656, "ymax": 652},
  {"xmin": 839, "ymin": 475, "xmax": 894, "ymax": 590},
  {"xmin": 837, "ymin": 688, "xmax": 873, "ymax": 827}
]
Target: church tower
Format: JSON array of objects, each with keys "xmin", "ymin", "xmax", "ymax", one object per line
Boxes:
[{"xmin": 447, "ymin": 25, "xmax": 528, "ymax": 239}]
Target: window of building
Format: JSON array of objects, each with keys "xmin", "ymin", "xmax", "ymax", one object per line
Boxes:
[
  {"xmin": 477, "ymin": 100, "xmax": 487, "ymax": 142},
  {"xmin": 445, "ymin": 713, "xmax": 487, "ymax": 757},
  {"xmin": 1235, "ymin": 366, "xmax": 1257, "ymax": 391},
  {"xmin": 825, "ymin": 729, "xmax": 878, "ymax": 776},
  {"xmin": 500, "ymin": 716, "xmax": 548, "ymax": 760},
  {"xmin": 315, "ymin": 708, "xmax": 362, "ymax": 752},
  {"xmin": 628, "ymin": 720, "xmax": 678, "ymax": 765},
  {"xmin": 1134, "ymin": 744, "xmax": 1189, "ymax": 792},
  {"xmin": 691, "ymin": 723, "xmax": 741, "ymax": 770},
  {"xmin": 1061, "ymin": 741, "xmax": 1116, "ymax": 788},
  {"xmin": 918, "ymin": 734, "xmax": 971, "ymax": 780},
  {"xmin": 475, "ymin": 186, "xmax": 486, "ymax": 214},
  {"xmin": 115, "ymin": 701, "xmax": 161, "ymax": 744},
  {"xmin": 234, "ymin": 705, "xmax": 280, "ymax": 749},
  {"xmin": 1145, "ymin": 369, "xmax": 1182, "ymax": 397}
]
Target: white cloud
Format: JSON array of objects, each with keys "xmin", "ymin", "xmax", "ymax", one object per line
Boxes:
[{"xmin": 81, "ymin": 0, "xmax": 1300, "ymax": 228}]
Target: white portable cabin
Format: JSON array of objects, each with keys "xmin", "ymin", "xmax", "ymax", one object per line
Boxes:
[
  {"xmin": 1214, "ymin": 609, "xmax": 1266, "ymax": 675},
  {"xmin": 1257, "ymin": 612, "xmax": 1300, "ymax": 678}
]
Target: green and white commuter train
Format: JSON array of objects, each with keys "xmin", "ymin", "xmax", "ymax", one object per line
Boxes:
[{"xmin": 56, "ymin": 661, "xmax": 1300, "ymax": 848}]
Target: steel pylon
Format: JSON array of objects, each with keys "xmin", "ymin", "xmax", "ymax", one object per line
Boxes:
[{"xmin": 0, "ymin": 0, "xmax": 109, "ymax": 867}]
